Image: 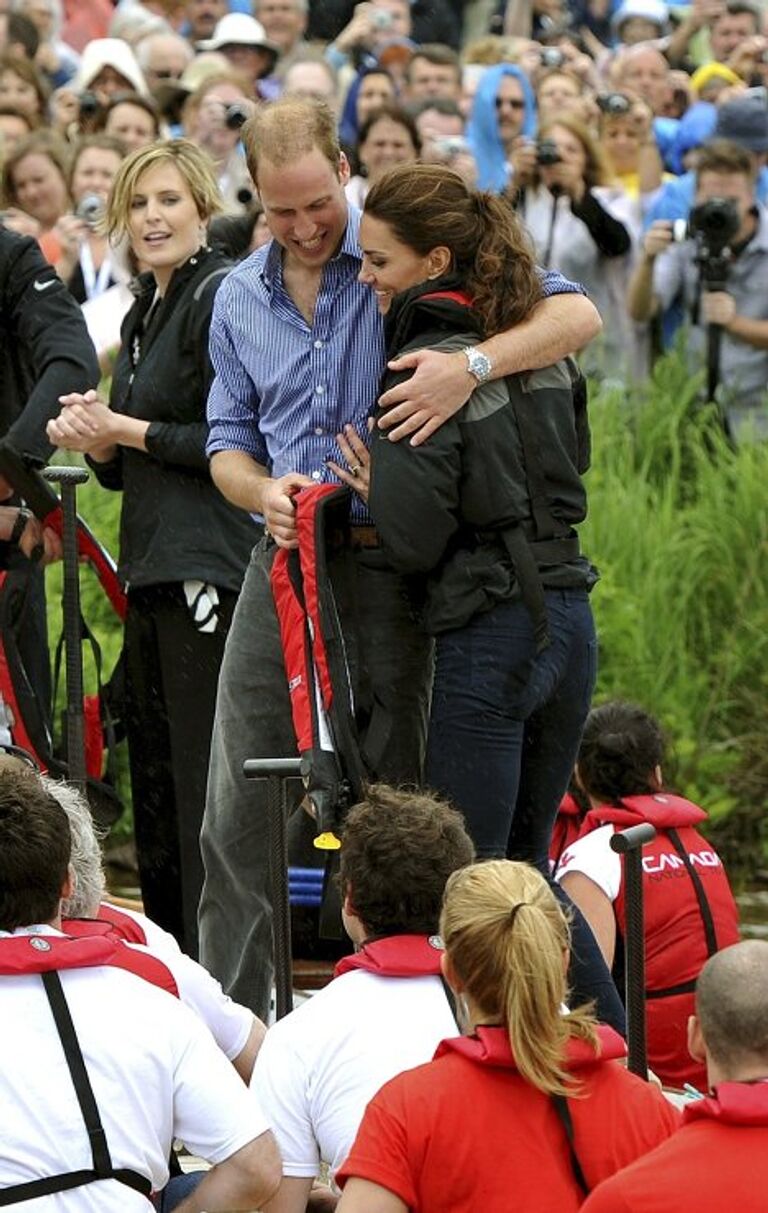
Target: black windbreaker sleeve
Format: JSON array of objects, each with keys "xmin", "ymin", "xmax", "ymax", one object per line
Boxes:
[
  {"xmin": 570, "ymin": 191, "xmax": 632, "ymax": 259},
  {"xmin": 3, "ymin": 233, "xmax": 99, "ymax": 464}
]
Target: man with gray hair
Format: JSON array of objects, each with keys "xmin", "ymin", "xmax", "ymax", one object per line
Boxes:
[
  {"xmin": 135, "ymin": 29, "xmax": 194, "ymax": 96},
  {"xmin": 49, "ymin": 773, "xmax": 267, "ymax": 1084},
  {"xmin": 582, "ymin": 940, "xmax": 768, "ymax": 1213}
]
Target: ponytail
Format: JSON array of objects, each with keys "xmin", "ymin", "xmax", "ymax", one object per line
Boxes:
[
  {"xmin": 440, "ymin": 861, "xmax": 598, "ymax": 1097},
  {"xmin": 466, "ymin": 190, "xmax": 542, "ymax": 336}
]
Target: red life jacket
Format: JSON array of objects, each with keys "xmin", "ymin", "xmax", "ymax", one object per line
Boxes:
[
  {"xmin": 0, "ymin": 930, "xmax": 178, "ymax": 1206},
  {"xmin": 550, "ymin": 793, "xmax": 585, "ymax": 870},
  {"xmin": 95, "ymin": 902, "xmax": 149, "ymax": 945},
  {"xmin": 577, "ymin": 793, "xmax": 740, "ymax": 1089},
  {"xmin": 60, "ymin": 919, "xmax": 178, "ymax": 997},
  {"xmin": 334, "ymin": 934, "xmax": 446, "ymax": 979}
]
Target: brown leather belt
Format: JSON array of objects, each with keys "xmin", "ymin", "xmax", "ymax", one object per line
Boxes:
[{"xmin": 349, "ymin": 525, "xmax": 381, "ymax": 549}]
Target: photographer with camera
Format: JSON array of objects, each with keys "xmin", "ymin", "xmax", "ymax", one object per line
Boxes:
[
  {"xmin": 54, "ymin": 135, "xmax": 126, "ymax": 304},
  {"xmin": 181, "ymin": 73, "xmax": 257, "ymax": 213},
  {"xmin": 629, "ymin": 139, "xmax": 768, "ymax": 440},
  {"xmin": 515, "ymin": 116, "xmax": 633, "ymax": 377}
]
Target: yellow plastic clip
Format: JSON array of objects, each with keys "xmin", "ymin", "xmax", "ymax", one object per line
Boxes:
[{"xmin": 314, "ymin": 831, "xmax": 341, "ymax": 851}]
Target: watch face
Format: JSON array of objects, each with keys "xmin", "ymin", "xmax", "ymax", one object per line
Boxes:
[{"xmin": 468, "ymin": 349, "xmax": 492, "ymax": 380}]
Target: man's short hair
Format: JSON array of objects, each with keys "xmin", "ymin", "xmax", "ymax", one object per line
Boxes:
[
  {"xmin": 406, "ymin": 44, "xmax": 461, "ymax": 81},
  {"xmin": 339, "ymin": 785, "xmax": 475, "ymax": 938},
  {"xmin": 696, "ymin": 138, "xmax": 755, "ymax": 181},
  {"xmin": 242, "ymin": 95, "xmax": 340, "ymax": 187},
  {"xmin": 696, "ymin": 941, "xmax": 768, "ymax": 1069},
  {"xmin": 0, "ymin": 768, "xmax": 71, "ymax": 931},
  {"xmin": 714, "ymin": 0, "xmax": 761, "ymax": 25}
]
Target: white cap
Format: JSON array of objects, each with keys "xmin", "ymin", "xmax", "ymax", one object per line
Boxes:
[
  {"xmin": 612, "ymin": 0, "xmax": 669, "ymax": 32},
  {"xmin": 197, "ymin": 13, "xmax": 280, "ymax": 59}
]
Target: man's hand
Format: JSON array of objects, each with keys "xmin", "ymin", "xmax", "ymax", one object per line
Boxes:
[
  {"xmin": 377, "ymin": 349, "xmax": 472, "ymax": 446},
  {"xmin": 642, "ymin": 220, "xmax": 674, "ymax": 260},
  {"xmin": 701, "ymin": 290, "xmax": 737, "ymax": 328},
  {"xmin": 261, "ymin": 472, "xmax": 314, "ymax": 548}
]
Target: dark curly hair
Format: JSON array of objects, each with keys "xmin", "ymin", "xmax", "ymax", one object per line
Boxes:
[
  {"xmin": 0, "ymin": 766, "xmax": 71, "ymax": 931},
  {"xmin": 577, "ymin": 700, "xmax": 666, "ymax": 806},
  {"xmin": 364, "ymin": 162, "xmax": 542, "ymax": 336},
  {"xmin": 339, "ymin": 784, "xmax": 475, "ymax": 939}
]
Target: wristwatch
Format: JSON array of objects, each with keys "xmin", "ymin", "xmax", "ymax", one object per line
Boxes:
[{"xmin": 462, "ymin": 346, "xmax": 493, "ymax": 385}]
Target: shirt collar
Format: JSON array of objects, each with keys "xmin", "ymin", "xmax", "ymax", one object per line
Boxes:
[{"xmin": 259, "ymin": 204, "xmax": 363, "ymax": 296}]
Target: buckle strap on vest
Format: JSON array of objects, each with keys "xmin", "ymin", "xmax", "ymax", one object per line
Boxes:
[{"xmin": 0, "ymin": 971, "xmax": 152, "ymax": 1205}]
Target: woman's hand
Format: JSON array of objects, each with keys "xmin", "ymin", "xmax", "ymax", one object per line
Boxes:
[
  {"xmin": 542, "ymin": 158, "xmax": 585, "ymax": 203},
  {"xmin": 54, "ymin": 213, "xmax": 87, "ymax": 279},
  {"xmin": 326, "ymin": 424, "xmax": 371, "ymax": 502},
  {"xmin": 49, "ymin": 86, "xmax": 80, "ymax": 135},
  {"xmin": 48, "ymin": 390, "xmax": 119, "ymax": 455}
]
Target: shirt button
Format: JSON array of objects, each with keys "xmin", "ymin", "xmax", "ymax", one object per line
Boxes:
[
  {"xmin": 314, "ymin": 427, "xmax": 324, "ymax": 435},
  {"xmin": 315, "ymin": 384, "xmax": 325, "ymax": 394},
  {"xmin": 314, "ymin": 339, "xmax": 324, "ymax": 349},
  {"xmin": 311, "ymin": 470, "xmax": 321, "ymax": 480}
]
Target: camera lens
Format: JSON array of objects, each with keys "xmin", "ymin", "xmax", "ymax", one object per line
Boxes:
[
  {"xmin": 598, "ymin": 92, "xmax": 631, "ymax": 115},
  {"xmin": 75, "ymin": 193, "xmax": 105, "ymax": 228},
  {"xmin": 536, "ymin": 138, "xmax": 561, "ymax": 167},
  {"xmin": 225, "ymin": 102, "xmax": 250, "ymax": 131}
]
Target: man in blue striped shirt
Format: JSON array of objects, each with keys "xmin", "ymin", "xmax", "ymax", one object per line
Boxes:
[{"xmin": 199, "ymin": 97, "xmax": 602, "ymax": 1019}]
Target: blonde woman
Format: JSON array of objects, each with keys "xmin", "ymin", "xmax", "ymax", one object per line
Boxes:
[
  {"xmin": 336, "ymin": 861, "xmax": 680, "ymax": 1212},
  {"xmin": 47, "ymin": 140, "xmax": 259, "ymax": 957}
]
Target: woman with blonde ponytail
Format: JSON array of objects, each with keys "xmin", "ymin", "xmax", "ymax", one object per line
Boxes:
[
  {"xmin": 336, "ymin": 861, "xmax": 679, "ymax": 1213},
  {"xmin": 329, "ymin": 161, "xmax": 624, "ymax": 1031}
]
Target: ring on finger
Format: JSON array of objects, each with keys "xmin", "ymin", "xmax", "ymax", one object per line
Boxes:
[{"xmin": 349, "ymin": 464, "xmax": 362, "ymax": 477}]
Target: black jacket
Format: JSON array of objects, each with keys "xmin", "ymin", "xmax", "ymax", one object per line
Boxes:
[
  {"xmin": 0, "ymin": 227, "xmax": 99, "ymax": 464},
  {"xmin": 90, "ymin": 247, "xmax": 259, "ymax": 590},
  {"xmin": 368, "ymin": 279, "xmax": 596, "ymax": 634}
]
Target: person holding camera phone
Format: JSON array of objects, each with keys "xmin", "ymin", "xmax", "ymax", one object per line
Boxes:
[
  {"xmin": 54, "ymin": 134, "xmax": 127, "ymax": 304},
  {"xmin": 514, "ymin": 116, "xmax": 633, "ymax": 379},
  {"xmin": 628, "ymin": 138, "xmax": 768, "ymax": 440},
  {"xmin": 181, "ymin": 73, "xmax": 258, "ymax": 214}
]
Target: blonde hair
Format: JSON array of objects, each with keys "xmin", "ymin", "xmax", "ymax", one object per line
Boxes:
[
  {"xmin": 105, "ymin": 137, "xmax": 223, "ymax": 242},
  {"xmin": 242, "ymin": 95, "xmax": 340, "ymax": 187},
  {"xmin": 440, "ymin": 861, "xmax": 598, "ymax": 1096}
]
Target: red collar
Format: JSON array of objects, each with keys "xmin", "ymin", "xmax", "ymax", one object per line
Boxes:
[
  {"xmin": 581, "ymin": 793, "xmax": 707, "ymax": 836},
  {"xmin": 334, "ymin": 934, "xmax": 445, "ymax": 979},
  {"xmin": 684, "ymin": 1081, "xmax": 768, "ymax": 1128},
  {"xmin": 435, "ymin": 1023, "xmax": 627, "ymax": 1071}
]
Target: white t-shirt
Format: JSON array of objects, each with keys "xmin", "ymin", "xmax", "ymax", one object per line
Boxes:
[
  {"xmin": 556, "ymin": 824, "xmax": 622, "ymax": 902},
  {"xmin": 99, "ymin": 903, "xmax": 253, "ymax": 1061},
  {"xmin": 251, "ymin": 969, "xmax": 458, "ymax": 1183},
  {"xmin": 0, "ymin": 927, "xmax": 271, "ymax": 1211}
]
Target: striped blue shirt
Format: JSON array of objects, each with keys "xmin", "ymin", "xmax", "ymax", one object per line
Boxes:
[{"xmin": 206, "ymin": 206, "xmax": 585, "ymax": 521}]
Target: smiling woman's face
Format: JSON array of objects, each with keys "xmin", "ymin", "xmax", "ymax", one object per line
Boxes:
[
  {"xmin": 127, "ymin": 160, "xmax": 203, "ymax": 294},
  {"xmin": 358, "ymin": 211, "xmax": 440, "ymax": 314}
]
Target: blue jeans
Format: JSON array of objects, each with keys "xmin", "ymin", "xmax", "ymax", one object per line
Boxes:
[
  {"xmin": 426, "ymin": 588, "xmax": 597, "ymax": 863},
  {"xmin": 426, "ymin": 589, "xmax": 626, "ymax": 1034}
]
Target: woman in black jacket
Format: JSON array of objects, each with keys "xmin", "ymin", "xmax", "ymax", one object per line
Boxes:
[
  {"xmin": 47, "ymin": 140, "xmax": 259, "ymax": 956},
  {"xmin": 331, "ymin": 163, "xmax": 623, "ymax": 1024}
]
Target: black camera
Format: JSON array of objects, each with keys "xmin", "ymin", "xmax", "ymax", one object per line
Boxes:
[
  {"xmin": 597, "ymin": 92, "xmax": 631, "ymax": 115},
  {"xmin": 536, "ymin": 138, "xmax": 562, "ymax": 167},
  {"xmin": 540, "ymin": 47, "xmax": 565, "ymax": 68},
  {"xmin": 689, "ymin": 197, "xmax": 740, "ymax": 255},
  {"xmin": 225, "ymin": 102, "xmax": 250, "ymax": 131},
  {"xmin": 78, "ymin": 91, "xmax": 101, "ymax": 121}
]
